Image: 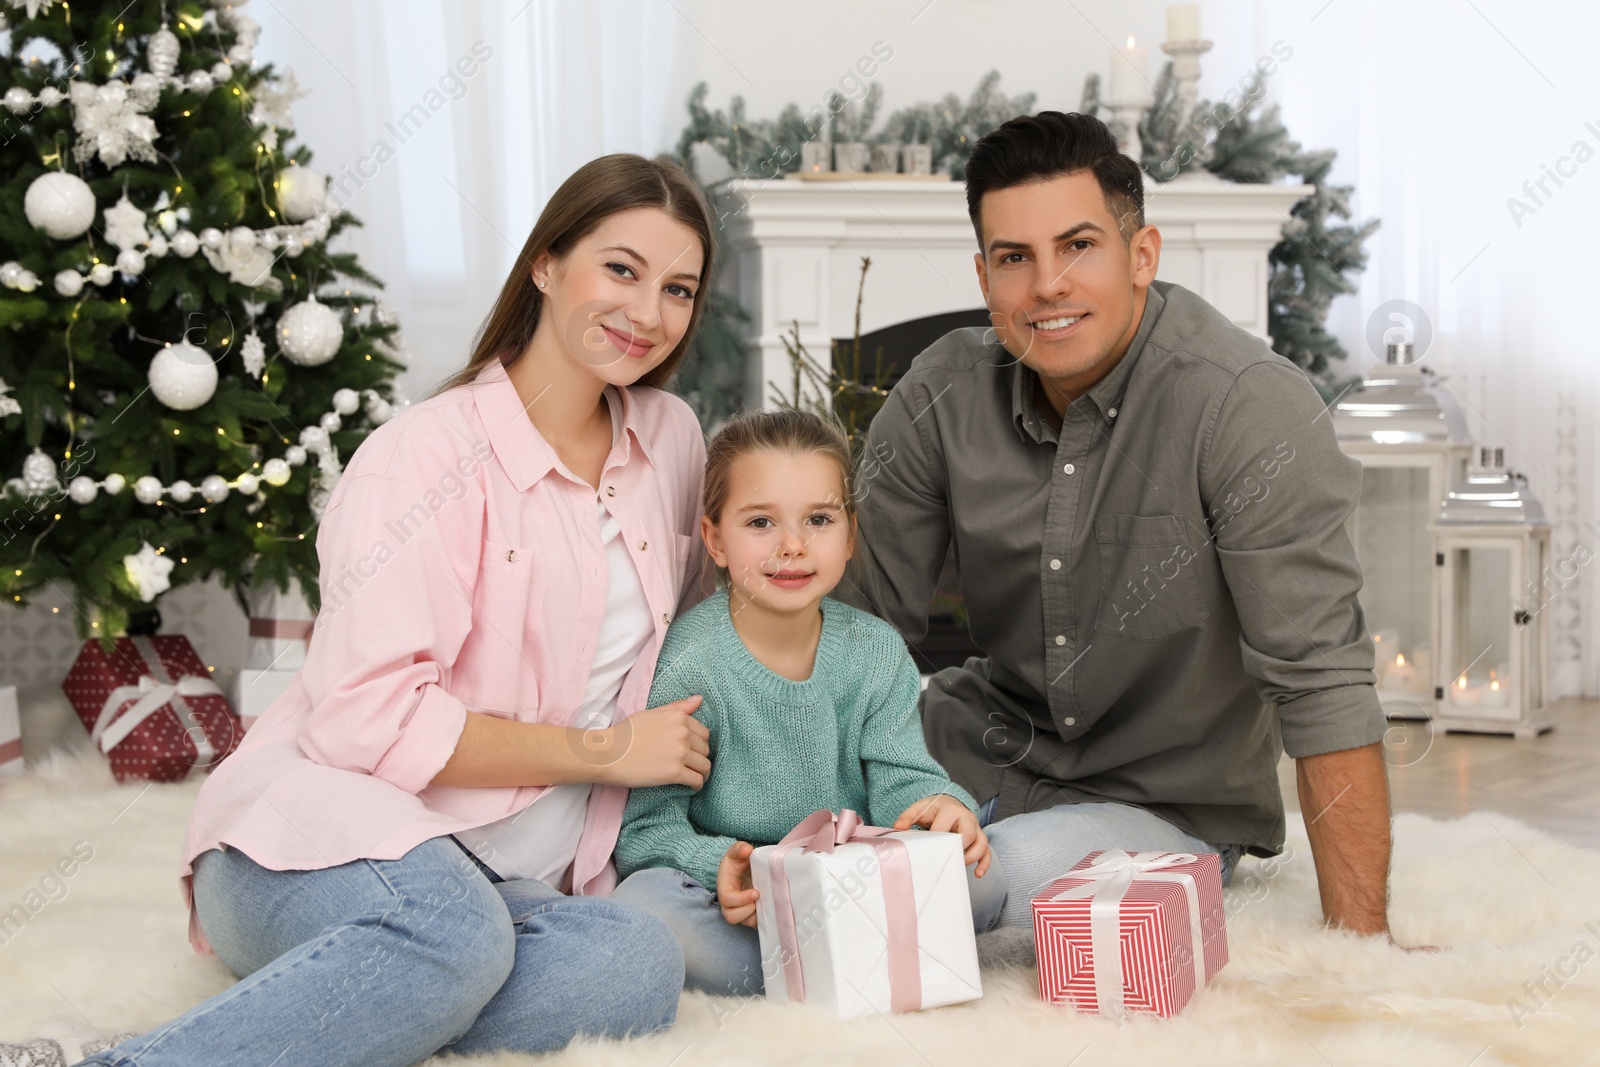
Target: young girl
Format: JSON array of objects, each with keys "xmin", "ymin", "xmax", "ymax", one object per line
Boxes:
[{"xmin": 611, "ymin": 410, "xmax": 1007, "ymax": 996}]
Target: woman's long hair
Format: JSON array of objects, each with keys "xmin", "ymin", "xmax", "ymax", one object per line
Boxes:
[{"xmin": 427, "ymin": 152, "xmax": 716, "ymax": 398}]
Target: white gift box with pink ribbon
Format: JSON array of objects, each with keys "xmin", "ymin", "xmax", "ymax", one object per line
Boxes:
[
  {"xmin": 750, "ymin": 808, "xmax": 983, "ymax": 1019},
  {"xmin": 1032, "ymin": 849, "xmax": 1228, "ymax": 1018}
]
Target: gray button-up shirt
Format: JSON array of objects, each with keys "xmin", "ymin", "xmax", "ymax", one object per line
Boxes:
[{"xmin": 835, "ymin": 280, "xmax": 1385, "ymax": 857}]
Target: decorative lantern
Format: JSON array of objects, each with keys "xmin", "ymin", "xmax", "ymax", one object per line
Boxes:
[
  {"xmin": 1429, "ymin": 448, "xmax": 1553, "ymax": 737},
  {"xmin": 1332, "ymin": 342, "xmax": 1473, "ymax": 720}
]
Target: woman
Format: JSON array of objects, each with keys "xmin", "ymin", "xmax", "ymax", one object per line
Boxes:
[{"xmin": 78, "ymin": 153, "xmax": 719, "ymax": 1067}]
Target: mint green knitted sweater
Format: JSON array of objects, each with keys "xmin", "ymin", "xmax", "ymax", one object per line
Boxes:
[{"xmin": 615, "ymin": 588, "xmax": 977, "ymax": 890}]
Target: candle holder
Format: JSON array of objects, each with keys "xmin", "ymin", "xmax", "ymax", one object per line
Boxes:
[
  {"xmin": 1159, "ymin": 38, "xmax": 1213, "ymax": 134},
  {"xmin": 1106, "ymin": 97, "xmax": 1152, "ymax": 160},
  {"xmin": 800, "ymin": 142, "xmax": 831, "ymax": 174}
]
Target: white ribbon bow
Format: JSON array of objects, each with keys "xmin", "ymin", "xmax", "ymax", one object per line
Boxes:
[
  {"xmin": 1051, "ymin": 850, "xmax": 1206, "ymax": 1017},
  {"xmin": 91, "ymin": 637, "xmax": 223, "ymax": 764}
]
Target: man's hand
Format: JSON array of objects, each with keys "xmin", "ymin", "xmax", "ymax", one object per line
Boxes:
[
  {"xmin": 892, "ymin": 794, "xmax": 993, "ymax": 877},
  {"xmin": 716, "ymin": 840, "xmax": 760, "ymax": 928},
  {"xmin": 1296, "ymin": 742, "xmax": 1392, "ymax": 937}
]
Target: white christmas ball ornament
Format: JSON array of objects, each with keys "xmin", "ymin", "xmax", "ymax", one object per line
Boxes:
[
  {"xmin": 262, "ymin": 458, "xmax": 292, "ymax": 486},
  {"xmin": 319, "ymin": 412, "xmax": 341, "ymax": 433},
  {"xmin": 331, "ymin": 388, "xmax": 360, "ymax": 415},
  {"xmin": 25, "ymin": 172, "xmax": 96, "ymax": 240},
  {"xmin": 285, "ymin": 445, "xmax": 308, "ymax": 467},
  {"xmin": 131, "ymin": 72, "xmax": 160, "ymax": 98},
  {"xmin": 229, "ymin": 226, "xmax": 256, "ymax": 248},
  {"xmin": 134, "ymin": 476, "xmax": 164, "ymax": 504},
  {"xmin": 148, "ymin": 24, "xmax": 180, "ymax": 79},
  {"xmin": 200, "ymin": 227, "xmax": 223, "ymax": 250},
  {"xmin": 103, "ymin": 473, "xmax": 125, "ymax": 495},
  {"xmin": 4, "ymin": 87, "xmax": 32, "ymax": 114},
  {"xmin": 235, "ymin": 472, "xmax": 260, "ymax": 495},
  {"xmin": 298, "ymin": 426, "xmax": 328, "ymax": 450},
  {"xmin": 211, "ymin": 61, "xmax": 234, "ymax": 83},
  {"xmin": 68, "ymin": 476, "xmax": 99, "ymax": 504},
  {"xmin": 168, "ymin": 480, "xmax": 194, "ymax": 503},
  {"xmin": 276, "ymin": 297, "xmax": 343, "ymax": 366},
  {"xmin": 171, "ymin": 230, "xmax": 200, "ymax": 257},
  {"xmin": 277, "ymin": 166, "xmax": 329, "ymax": 223},
  {"xmin": 148, "ymin": 341, "xmax": 219, "ymax": 410},
  {"xmin": 200, "ymin": 474, "xmax": 230, "ymax": 503},
  {"xmin": 117, "ymin": 249, "xmax": 146, "ymax": 275},
  {"xmin": 146, "ymin": 234, "xmax": 169, "ymax": 258},
  {"xmin": 187, "ymin": 70, "xmax": 214, "ymax": 94},
  {"xmin": 367, "ymin": 398, "xmax": 393, "ymax": 424},
  {"xmin": 89, "ymin": 263, "xmax": 114, "ymax": 286},
  {"xmin": 54, "ymin": 270, "xmax": 84, "ymax": 297}
]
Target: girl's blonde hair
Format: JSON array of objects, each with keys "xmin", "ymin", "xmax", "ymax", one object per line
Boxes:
[{"xmin": 703, "ymin": 409, "xmax": 857, "ymax": 528}]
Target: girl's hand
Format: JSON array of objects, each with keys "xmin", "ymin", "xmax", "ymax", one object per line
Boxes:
[
  {"xmin": 589, "ymin": 696, "xmax": 711, "ymax": 789},
  {"xmin": 892, "ymin": 794, "xmax": 993, "ymax": 877},
  {"xmin": 717, "ymin": 840, "xmax": 761, "ymax": 928}
]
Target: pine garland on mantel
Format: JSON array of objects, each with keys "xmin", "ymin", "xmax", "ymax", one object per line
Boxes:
[{"xmin": 669, "ymin": 66, "xmax": 1376, "ymax": 417}]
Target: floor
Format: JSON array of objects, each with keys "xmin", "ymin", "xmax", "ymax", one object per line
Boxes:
[{"xmin": 1277, "ymin": 696, "xmax": 1600, "ymax": 851}]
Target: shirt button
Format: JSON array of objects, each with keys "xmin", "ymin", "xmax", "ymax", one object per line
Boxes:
[
  {"xmin": 605, "ymin": 486, "xmax": 615, "ymax": 496},
  {"xmin": 1049, "ymin": 558, "xmax": 1061, "ymax": 571},
  {"xmin": 1054, "ymin": 635, "xmax": 1066, "ymax": 646},
  {"xmin": 1108, "ymin": 407, "xmax": 1118, "ymax": 418},
  {"xmin": 661, "ymin": 612, "xmax": 670, "ymax": 623},
  {"xmin": 1063, "ymin": 463, "xmax": 1075, "ymax": 475},
  {"xmin": 505, "ymin": 549, "xmax": 516, "ymax": 562},
  {"xmin": 1065, "ymin": 717, "xmax": 1077, "ymax": 726},
  {"xmin": 638, "ymin": 540, "xmax": 648, "ymax": 550}
]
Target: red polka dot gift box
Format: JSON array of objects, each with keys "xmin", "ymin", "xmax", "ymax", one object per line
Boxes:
[
  {"xmin": 61, "ymin": 635, "xmax": 243, "ymax": 783},
  {"xmin": 1032, "ymin": 849, "xmax": 1229, "ymax": 1019}
]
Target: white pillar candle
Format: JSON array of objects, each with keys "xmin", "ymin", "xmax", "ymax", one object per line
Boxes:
[
  {"xmin": 1167, "ymin": 4, "xmax": 1201, "ymax": 42},
  {"xmin": 1109, "ymin": 36, "xmax": 1149, "ymax": 100}
]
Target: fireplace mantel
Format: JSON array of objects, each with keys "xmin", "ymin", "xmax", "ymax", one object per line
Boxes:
[{"xmin": 711, "ymin": 173, "xmax": 1313, "ymax": 407}]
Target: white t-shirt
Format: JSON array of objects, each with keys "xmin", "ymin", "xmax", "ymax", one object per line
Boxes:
[{"xmin": 452, "ymin": 394, "xmax": 654, "ymax": 886}]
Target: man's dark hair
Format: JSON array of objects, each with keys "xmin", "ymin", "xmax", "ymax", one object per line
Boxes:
[{"xmin": 965, "ymin": 111, "xmax": 1145, "ymax": 252}]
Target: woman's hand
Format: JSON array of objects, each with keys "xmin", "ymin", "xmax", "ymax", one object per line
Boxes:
[
  {"xmin": 892, "ymin": 794, "xmax": 993, "ymax": 877},
  {"xmin": 717, "ymin": 840, "xmax": 761, "ymax": 928},
  {"xmin": 588, "ymin": 695, "xmax": 711, "ymax": 789}
]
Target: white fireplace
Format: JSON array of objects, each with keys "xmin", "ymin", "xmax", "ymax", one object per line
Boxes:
[{"xmin": 711, "ymin": 173, "xmax": 1313, "ymax": 408}]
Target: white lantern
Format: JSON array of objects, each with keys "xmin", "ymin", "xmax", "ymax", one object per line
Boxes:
[
  {"xmin": 1429, "ymin": 448, "xmax": 1553, "ymax": 738},
  {"xmin": 1332, "ymin": 342, "xmax": 1473, "ymax": 720}
]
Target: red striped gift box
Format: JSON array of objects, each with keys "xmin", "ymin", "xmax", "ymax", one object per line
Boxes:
[{"xmin": 1032, "ymin": 849, "xmax": 1228, "ymax": 1018}]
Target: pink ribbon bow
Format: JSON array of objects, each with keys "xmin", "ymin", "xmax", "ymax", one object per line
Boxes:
[{"xmin": 765, "ymin": 808, "xmax": 923, "ymax": 1012}]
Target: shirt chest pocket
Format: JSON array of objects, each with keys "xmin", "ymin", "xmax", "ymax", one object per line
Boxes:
[
  {"xmin": 1093, "ymin": 513, "xmax": 1210, "ymax": 642},
  {"xmin": 459, "ymin": 538, "xmax": 544, "ymax": 714}
]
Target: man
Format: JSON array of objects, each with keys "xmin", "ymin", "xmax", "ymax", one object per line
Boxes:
[{"xmin": 836, "ymin": 111, "xmax": 1395, "ymax": 940}]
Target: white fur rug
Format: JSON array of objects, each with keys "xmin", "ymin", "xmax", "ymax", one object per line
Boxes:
[{"xmin": 3, "ymin": 750, "xmax": 1598, "ymax": 1067}]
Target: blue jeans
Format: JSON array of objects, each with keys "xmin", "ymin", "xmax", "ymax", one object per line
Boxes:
[
  {"xmin": 76, "ymin": 837, "xmax": 684, "ymax": 1066},
  {"xmin": 977, "ymin": 796, "xmax": 1244, "ymax": 931},
  {"xmin": 610, "ymin": 848, "xmax": 1009, "ymax": 998}
]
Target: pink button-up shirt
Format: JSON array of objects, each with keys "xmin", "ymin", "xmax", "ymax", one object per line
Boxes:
[{"xmin": 179, "ymin": 357, "xmax": 710, "ymax": 956}]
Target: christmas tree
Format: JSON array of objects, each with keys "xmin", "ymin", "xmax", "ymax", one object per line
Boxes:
[{"xmin": 0, "ymin": 0, "xmax": 408, "ymax": 648}]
